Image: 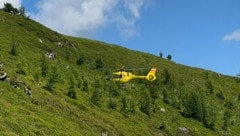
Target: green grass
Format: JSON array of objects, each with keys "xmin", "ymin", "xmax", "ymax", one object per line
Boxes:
[{"xmin": 1, "ymin": 10, "xmax": 240, "ymax": 135}]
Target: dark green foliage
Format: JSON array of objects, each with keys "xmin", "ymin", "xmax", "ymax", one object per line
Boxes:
[
  {"xmin": 108, "ymin": 82, "xmax": 121, "ymax": 97},
  {"xmin": 19, "ymin": 6, "xmax": 25, "ymax": 17},
  {"xmin": 222, "ymin": 100, "xmax": 235, "ymax": 130},
  {"xmin": 81, "ymin": 80, "xmax": 89, "ymax": 91},
  {"xmin": 67, "ymin": 76, "xmax": 77, "ymax": 99},
  {"xmin": 182, "ymin": 90, "xmax": 216, "ymax": 129},
  {"xmin": 162, "ymin": 88, "xmax": 171, "ymax": 104},
  {"xmin": 159, "ymin": 51, "xmax": 163, "ymax": 58},
  {"xmin": 129, "ymin": 100, "xmax": 136, "ymax": 113},
  {"xmin": 76, "ymin": 54, "xmax": 85, "ymax": 65},
  {"xmin": 3, "ymin": 3, "xmax": 19, "ymax": 14},
  {"xmin": 40, "ymin": 54, "xmax": 48, "ymax": 77},
  {"xmin": 148, "ymin": 85, "xmax": 159, "ymax": 100},
  {"xmin": 162, "ymin": 69, "xmax": 171, "ymax": 84},
  {"xmin": 120, "ymin": 96, "xmax": 128, "ymax": 113},
  {"xmin": 166, "ymin": 54, "xmax": 172, "ymax": 60},
  {"xmin": 16, "ymin": 62, "xmax": 26, "ymax": 75},
  {"xmin": 65, "ymin": 47, "xmax": 71, "ymax": 61},
  {"xmin": 91, "ymin": 89, "xmax": 102, "ymax": 106},
  {"xmin": 202, "ymin": 104, "xmax": 216, "ymax": 130},
  {"xmin": 204, "ymin": 72, "xmax": 209, "ymax": 79},
  {"xmin": 216, "ymin": 90, "xmax": 225, "ymax": 100},
  {"xmin": 34, "ymin": 72, "xmax": 40, "ymax": 82},
  {"xmin": 9, "ymin": 37, "xmax": 18, "ymax": 56},
  {"xmin": 224, "ymin": 99, "xmax": 236, "ymax": 110},
  {"xmin": 95, "ymin": 59, "xmax": 103, "ymax": 69},
  {"xmin": 140, "ymin": 88, "xmax": 152, "ymax": 115},
  {"xmin": 44, "ymin": 78, "xmax": 55, "ymax": 92},
  {"xmin": 44, "ymin": 67, "xmax": 60, "ymax": 92},
  {"xmin": 222, "ymin": 109, "xmax": 231, "ymax": 130},
  {"xmin": 108, "ymin": 98, "xmax": 118, "ymax": 109},
  {"xmin": 206, "ymin": 80, "xmax": 214, "ymax": 94}
]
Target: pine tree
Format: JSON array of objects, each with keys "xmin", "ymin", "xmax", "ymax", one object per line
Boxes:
[
  {"xmin": 95, "ymin": 59, "xmax": 103, "ymax": 69},
  {"xmin": 206, "ymin": 80, "xmax": 214, "ymax": 94},
  {"xmin": 40, "ymin": 54, "xmax": 48, "ymax": 77},
  {"xmin": 91, "ymin": 89, "xmax": 102, "ymax": 106},
  {"xmin": 121, "ymin": 96, "xmax": 128, "ymax": 113},
  {"xmin": 76, "ymin": 54, "xmax": 85, "ymax": 65},
  {"xmin": 19, "ymin": 6, "xmax": 26, "ymax": 17},
  {"xmin": 140, "ymin": 87, "xmax": 152, "ymax": 115},
  {"xmin": 44, "ymin": 67, "xmax": 60, "ymax": 92},
  {"xmin": 82, "ymin": 80, "xmax": 89, "ymax": 91},
  {"xmin": 65, "ymin": 47, "xmax": 71, "ymax": 61},
  {"xmin": 9, "ymin": 36, "xmax": 18, "ymax": 56},
  {"xmin": 163, "ymin": 69, "xmax": 171, "ymax": 84},
  {"xmin": 159, "ymin": 51, "xmax": 163, "ymax": 58},
  {"xmin": 67, "ymin": 76, "xmax": 77, "ymax": 99}
]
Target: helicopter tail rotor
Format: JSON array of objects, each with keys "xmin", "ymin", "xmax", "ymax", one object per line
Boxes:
[{"xmin": 146, "ymin": 68, "xmax": 157, "ymax": 81}]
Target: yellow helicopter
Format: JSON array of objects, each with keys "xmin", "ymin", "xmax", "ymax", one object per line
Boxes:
[{"xmin": 106, "ymin": 67, "xmax": 157, "ymax": 83}]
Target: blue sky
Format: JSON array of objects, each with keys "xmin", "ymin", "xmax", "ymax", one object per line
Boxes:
[{"xmin": 1, "ymin": 0, "xmax": 240, "ymax": 76}]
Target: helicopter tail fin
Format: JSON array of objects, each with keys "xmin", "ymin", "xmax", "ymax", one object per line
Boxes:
[{"xmin": 146, "ymin": 68, "xmax": 157, "ymax": 81}]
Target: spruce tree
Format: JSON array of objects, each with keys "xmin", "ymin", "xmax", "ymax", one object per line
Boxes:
[
  {"xmin": 140, "ymin": 87, "xmax": 152, "ymax": 115},
  {"xmin": 40, "ymin": 54, "xmax": 48, "ymax": 77},
  {"xmin": 67, "ymin": 76, "xmax": 77, "ymax": 99}
]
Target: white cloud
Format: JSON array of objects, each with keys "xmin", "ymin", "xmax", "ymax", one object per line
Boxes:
[
  {"xmin": 124, "ymin": 0, "xmax": 145, "ymax": 19},
  {"xmin": 32, "ymin": 0, "xmax": 117, "ymax": 36},
  {"xmin": 31, "ymin": 0, "xmax": 148, "ymax": 39},
  {"xmin": 222, "ymin": 29, "xmax": 240, "ymax": 42},
  {"xmin": 0, "ymin": 0, "xmax": 22, "ymax": 8}
]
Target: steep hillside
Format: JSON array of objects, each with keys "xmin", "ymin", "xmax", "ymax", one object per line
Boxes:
[{"xmin": 1, "ymin": 10, "xmax": 240, "ymax": 136}]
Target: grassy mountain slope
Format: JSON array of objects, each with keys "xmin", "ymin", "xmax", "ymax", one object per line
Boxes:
[{"xmin": 1, "ymin": 10, "xmax": 240, "ymax": 136}]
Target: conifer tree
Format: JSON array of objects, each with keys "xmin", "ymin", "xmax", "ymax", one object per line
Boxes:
[
  {"xmin": 40, "ymin": 54, "xmax": 48, "ymax": 77},
  {"xmin": 19, "ymin": 6, "xmax": 26, "ymax": 16},
  {"xmin": 206, "ymin": 80, "xmax": 214, "ymax": 94},
  {"xmin": 91, "ymin": 80, "xmax": 103, "ymax": 106},
  {"xmin": 9, "ymin": 36, "xmax": 18, "ymax": 56},
  {"xmin": 95, "ymin": 59, "xmax": 103, "ymax": 69},
  {"xmin": 67, "ymin": 76, "xmax": 77, "ymax": 99},
  {"xmin": 163, "ymin": 69, "xmax": 171, "ymax": 84},
  {"xmin": 44, "ymin": 67, "xmax": 60, "ymax": 92},
  {"xmin": 76, "ymin": 54, "xmax": 85, "ymax": 65},
  {"xmin": 121, "ymin": 96, "xmax": 128, "ymax": 113},
  {"xmin": 140, "ymin": 87, "xmax": 152, "ymax": 115},
  {"xmin": 91, "ymin": 89, "xmax": 102, "ymax": 106},
  {"xmin": 81, "ymin": 80, "xmax": 89, "ymax": 91}
]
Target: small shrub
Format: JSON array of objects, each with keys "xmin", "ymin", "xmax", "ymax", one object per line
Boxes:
[
  {"xmin": 108, "ymin": 98, "xmax": 118, "ymax": 109},
  {"xmin": 95, "ymin": 59, "xmax": 103, "ymax": 69},
  {"xmin": 216, "ymin": 91, "xmax": 225, "ymax": 100},
  {"xmin": 67, "ymin": 77, "xmax": 77, "ymax": 99},
  {"xmin": 76, "ymin": 54, "xmax": 85, "ymax": 65},
  {"xmin": 91, "ymin": 89, "xmax": 102, "ymax": 106}
]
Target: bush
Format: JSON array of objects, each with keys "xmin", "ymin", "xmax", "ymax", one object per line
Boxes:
[
  {"xmin": 95, "ymin": 59, "xmax": 103, "ymax": 69},
  {"xmin": 40, "ymin": 55, "xmax": 48, "ymax": 77},
  {"xmin": 76, "ymin": 54, "xmax": 85, "ymax": 65},
  {"xmin": 91, "ymin": 89, "xmax": 102, "ymax": 106},
  {"xmin": 140, "ymin": 87, "xmax": 152, "ymax": 115},
  {"xmin": 206, "ymin": 80, "xmax": 214, "ymax": 94},
  {"xmin": 216, "ymin": 91, "xmax": 225, "ymax": 100},
  {"xmin": 67, "ymin": 76, "xmax": 77, "ymax": 99},
  {"xmin": 9, "ymin": 37, "xmax": 18, "ymax": 56},
  {"xmin": 108, "ymin": 98, "xmax": 118, "ymax": 109}
]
